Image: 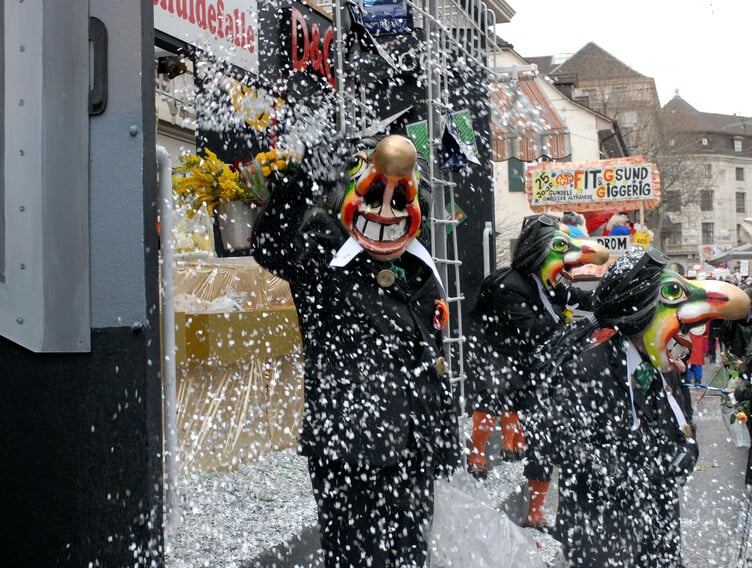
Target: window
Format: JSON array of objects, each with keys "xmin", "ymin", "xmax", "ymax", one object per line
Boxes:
[
  {"xmin": 701, "ymin": 137, "xmax": 709, "ymax": 147},
  {"xmin": 700, "ymin": 190, "xmax": 714, "ymax": 211},
  {"xmin": 664, "ymin": 191, "xmax": 682, "ymax": 212},
  {"xmin": 702, "ymin": 164, "xmax": 712, "ymax": 178},
  {"xmin": 702, "ymin": 222, "xmax": 715, "ymax": 244},
  {"xmin": 611, "ymin": 86, "xmax": 628, "ymax": 103},
  {"xmin": 621, "ymin": 110, "xmax": 637, "ymax": 128},
  {"xmin": 738, "ymin": 224, "xmax": 744, "ymax": 244},
  {"xmin": 737, "ymin": 167, "xmax": 745, "ymax": 182},
  {"xmin": 734, "ymin": 138, "xmax": 743, "ymax": 152},
  {"xmin": 737, "ymin": 192, "xmax": 746, "ymax": 213},
  {"xmin": 661, "ymin": 223, "xmax": 683, "ymax": 246},
  {"xmin": 508, "ymin": 158, "xmax": 525, "ymax": 192}
]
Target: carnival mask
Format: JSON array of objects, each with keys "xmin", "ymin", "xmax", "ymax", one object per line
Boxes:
[
  {"xmin": 538, "ymin": 225, "xmax": 609, "ymax": 289},
  {"xmin": 641, "ymin": 270, "xmax": 749, "ymax": 372},
  {"xmin": 340, "ymin": 135, "xmax": 422, "ymax": 261}
]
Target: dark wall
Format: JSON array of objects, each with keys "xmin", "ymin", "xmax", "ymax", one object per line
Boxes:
[{"xmin": 0, "ymin": 329, "xmax": 163, "ymax": 565}]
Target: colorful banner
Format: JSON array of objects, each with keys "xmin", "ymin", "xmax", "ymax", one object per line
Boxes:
[{"xmin": 526, "ymin": 157, "xmax": 661, "ymax": 213}]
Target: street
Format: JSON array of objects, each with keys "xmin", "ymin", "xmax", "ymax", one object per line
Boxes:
[{"xmin": 680, "ymin": 362, "xmax": 751, "ymax": 568}]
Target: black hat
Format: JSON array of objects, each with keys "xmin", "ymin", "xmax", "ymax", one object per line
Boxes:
[
  {"xmin": 592, "ymin": 246, "xmax": 669, "ymax": 335},
  {"xmin": 511, "ymin": 214, "xmax": 561, "ymax": 274}
]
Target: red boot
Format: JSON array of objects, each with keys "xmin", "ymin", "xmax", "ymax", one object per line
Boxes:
[
  {"xmin": 500, "ymin": 411, "xmax": 526, "ymax": 460},
  {"xmin": 525, "ymin": 479, "xmax": 551, "ymax": 529},
  {"xmin": 467, "ymin": 411, "xmax": 497, "ymax": 479}
]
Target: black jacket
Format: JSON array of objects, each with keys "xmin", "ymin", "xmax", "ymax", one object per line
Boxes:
[
  {"xmin": 721, "ymin": 311, "xmax": 752, "ymax": 360},
  {"xmin": 529, "ymin": 335, "xmax": 696, "ymax": 566},
  {"xmin": 251, "ymin": 174, "xmax": 460, "ymax": 474},
  {"xmin": 532, "ymin": 336, "xmax": 696, "ymax": 481},
  {"xmin": 466, "ymin": 267, "xmax": 584, "ymax": 408}
]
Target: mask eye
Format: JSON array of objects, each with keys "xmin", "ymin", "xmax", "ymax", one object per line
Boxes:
[
  {"xmin": 551, "ymin": 237, "xmax": 569, "ymax": 254},
  {"xmin": 660, "ymin": 280, "xmax": 687, "ymax": 305},
  {"xmin": 362, "ymin": 177, "xmax": 386, "ymax": 207},
  {"xmin": 347, "ymin": 152, "xmax": 368, "ymax": 177},
  {"xmin": 391, "ymin": 182, "xmax": 409, "ymax": 211}
]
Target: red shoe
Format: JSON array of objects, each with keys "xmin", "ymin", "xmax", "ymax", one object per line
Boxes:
[
  {"xmin": 525, "ymin": 480, "xmax": 551, "ymax": 531},
  {"xmin": 467, "ymin": 458, "xmax": 488, "ymax": 480},
  {"xmin": 524, "ymin": 514, "xmax": 549, "ymax": 531}
]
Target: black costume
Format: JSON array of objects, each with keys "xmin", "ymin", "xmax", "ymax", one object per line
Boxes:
[
  {"xmin": 531, "ymin": 334, "xmax": 697, "ymax": 566},
  {"xmin": 251, "ymin": 163, "xmax": 460, "ymax": 567},
  {"xmin": 465, "ymin": 213, "xmax": 608, "ymax": 529},
  {"xmin": 469, "ymin": 267, "xmax": 574, "ymax": 482},
  {"xmin": 524, "ymin": 247, "xmax": 739, "ymax": 567}
]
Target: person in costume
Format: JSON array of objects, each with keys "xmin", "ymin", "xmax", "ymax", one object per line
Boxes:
[
  {"xmin": 528, "ymin": 246, "xmax": 750, "ymax": 566},
  {"xmin": 251, "ymin": 134, "xmax": 460, "ymax": 567},
  {"xmin": 466, "ymin": 214, "xmax": 609, "ymax": 529}
]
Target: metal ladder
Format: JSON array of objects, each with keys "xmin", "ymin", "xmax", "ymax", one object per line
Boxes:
[
  {"xmin": 409, "ymin": 0, "xmax": 502, "ymax": 402},
  {"xmin": 332, "ymin": 1, "xmax": 502, "ymax": 402}
]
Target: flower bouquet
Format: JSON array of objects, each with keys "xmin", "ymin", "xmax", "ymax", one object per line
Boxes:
[{"xmin": 172, "ymin": 147, "xmax": 269, "ymax": 218}]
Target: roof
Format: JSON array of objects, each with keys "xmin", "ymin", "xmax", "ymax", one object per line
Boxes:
[
  {"xmin": 522, "ymin": 43, "xmax": 646, "ymax": 86},
  {"xmin": 662, "ymin": 93, "xmax": 752, "ymax": 136},
  {"xmin": 705, "ymin": 243, "xmax": 752, "ymax": 265},
  {"xmin": 490, "ymin": 77, "xmax": 569, "ymax": 161},
  {"xmin": 548, "ymin": 42, "xmax": 646, "ymax": 83}
]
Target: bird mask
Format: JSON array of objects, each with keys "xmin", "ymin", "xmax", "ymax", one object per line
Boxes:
[{"xmin": 592, "ymin": 247, "xmax": 750, "ymax": 373}]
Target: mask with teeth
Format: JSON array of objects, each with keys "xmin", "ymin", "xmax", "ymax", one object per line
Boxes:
[{"xmin": 340, "ymin": 135, "xmax": 422, "ymax": 261}]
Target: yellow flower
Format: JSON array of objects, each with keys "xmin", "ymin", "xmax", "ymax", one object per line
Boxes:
[{"xmin": 172, "ymin": 147, "xmax": 267, "ymax": 217}]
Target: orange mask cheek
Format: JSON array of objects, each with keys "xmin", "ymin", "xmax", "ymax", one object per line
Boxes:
[{"xmin": 340, "ymin": 188, "xmax": 361, "ymax": 231}]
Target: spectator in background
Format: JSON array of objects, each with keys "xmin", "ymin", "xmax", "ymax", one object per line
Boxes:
[
  {"xmin": 685, "ymin": 326, "xmax": 706, "ymax": 385},
  {"xmin": 706, "ymin": 318, "xmax": 723, "ymax": 363},
  {"xmin": 720, "ymin": 287, "xmax": 752, "ymax": 368},
  {"xmin": 732, "ymin": 382, "xmax": 752, "ymax": 490}
]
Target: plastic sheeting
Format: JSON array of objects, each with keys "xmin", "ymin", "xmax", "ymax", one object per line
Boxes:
[
  {"xmin": 174, "ymin": 257, "xmax": 293, "ymax": 311},
  {"xmin": 173, "ymin": 258, "xmax": 304, "ymax": 475},
  {"xmin": 429, "ymin": 471, "xmax": 546, "ymax": 567},
  {"xmin": 722, "ymin": 404, "xmax": 752, "ymax": 449}
]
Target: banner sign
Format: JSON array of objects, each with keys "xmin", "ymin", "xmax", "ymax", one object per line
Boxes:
[
  {"xmin": 283, "ymin": 3, "xmax": 336, "ymax": 88},
  {"xmin": 698, "ymin": 244, "xmax": 732, "ymax": 264},
  {"xmin": 594, "ymin": 235, "xmax": 631, "ymax": 256},
  {"xmin": 526, "ymin": 156, "xmax": 661, "ymax": 213},
  {"xmin": 154, "ymin": 0, "xmax": 259, "ymax": 73}
]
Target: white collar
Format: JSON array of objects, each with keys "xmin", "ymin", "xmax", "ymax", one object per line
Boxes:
[
  {"xmin": 625, "ymin": 339, "xmax": 642, "ymax": 431},
  {"xmin": 532, "ymin": 274, "xmax": 560, "ymax": 324},
  {"xmin": 329, "ymin": 237, "xmax": 445, "ymax": 294}
]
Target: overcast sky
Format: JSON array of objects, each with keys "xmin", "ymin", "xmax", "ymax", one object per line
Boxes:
[{"xmin": 496, "ymin": 0, "xmax": 752, "ymax": 117}]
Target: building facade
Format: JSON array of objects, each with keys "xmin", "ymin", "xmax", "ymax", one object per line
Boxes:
[
  {"xmin": 489, "ymin": 43, "xmax": 626, "ymax": 266},
  {"xmin": 659, "ymin": 95, "xmax": 752, "ymax": 274}
]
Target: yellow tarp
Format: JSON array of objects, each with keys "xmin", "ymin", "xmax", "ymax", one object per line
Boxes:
[{"xmin": 172, "ymin": 257, "xmax": 304, "ymax": 475}]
